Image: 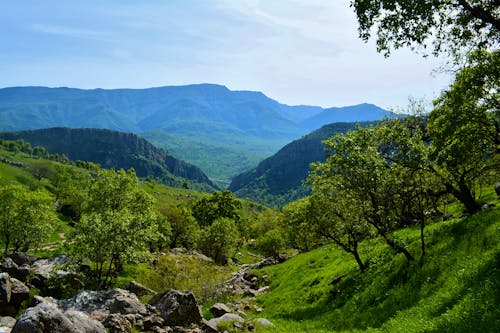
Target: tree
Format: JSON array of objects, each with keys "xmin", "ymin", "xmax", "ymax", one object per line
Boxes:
[
  {"xmin": 192, "ymin": 190, "xmax": 241, "ymax": 227},
  {"xmin": 351, "ymin": 0, "xmax": 500, "ymax": 58},
  {"xmin": 0, "ymin": 184, "xmax": 56, "ymax": 254},
  {"xmin": 427, "ymin": 50, "xmax": 500, "ymax": 213},
  {"xmin": 197, "ymin": 217, "xmax": 239, "ymax": 265},
  {"xmin": 68, "ymin": 169, "xmax": 158, "ymax": 287},
  {"xmin": 160, "ymin": 206, "xmax": 200, "ymax": 249},
  {"xmin": 256, "ymin": 229, "xmax": 286, "ymax": 259},
  {"xmin": 309, "ymin": 119, "xmax": 438, "ymax": 263},
  {"xmin": 281, "ymin": 198, "xmax": 320, "ymax": 252}
]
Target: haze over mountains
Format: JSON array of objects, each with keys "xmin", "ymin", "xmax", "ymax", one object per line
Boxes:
[{"xmin": 0, "ymin": 84, "xmax": 398, "ymax": 183}]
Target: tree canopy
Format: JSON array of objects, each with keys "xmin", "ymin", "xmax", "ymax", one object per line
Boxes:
[{"xmin": 351, "ymin": 0, "xmax": 500, "ymax": 58}]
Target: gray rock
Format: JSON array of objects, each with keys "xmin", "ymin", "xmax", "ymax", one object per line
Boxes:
[
  {"xmin": 32, "ymin": 255, "xmax": 71, "ymax": 280},
  {"xmin": 58, "ymin": 288, "xmax": 148, "ymax": 316},
  {"xmin": 104, "ymin": 313, "xmax": 132, "ymax": 333},
  {"xmin": 255, "ymin": 286, "xmax": 270, "ymax": 296},
  {"xmin": 495, "ymin": 182, "xmax": 500, "ymax": 197},
  {"xmin": 125, "ymin": 281, "xmax": 155, "ymax": 298},
  {"xmin": 7, "ymin": 253, "xmax": 37, "ymax": 266},
  {"xmin": 148, "ymin": 290, "xmax": 202, "ymax": 327},
  {"xmin": 254, "ymin": 318, "xmax": 274, "ymax": 328},
  {"xmin": 9, "ymin": 278, "xmax": 29, "ymax": 307},
  {"xmin": 207, "ymin": 313, "xmax": 244, "ymax": 328},
  {"xmin": 12, "ymin": 301, "xmax": 105, "ymax": 333},
  {"xmin": 0, "ymin": 273, "xmax": 11, "ymax": 306},
  {"xmin": 0, "ymin": 316, "xmax": 16, "ymax": 327},
  {"xmin": 210, "ymin": 303, "xmax": 231, "ymax": 318},
  {"xmin": 481, "ymin": 202, "xmax": 495, "ymax": 210}
]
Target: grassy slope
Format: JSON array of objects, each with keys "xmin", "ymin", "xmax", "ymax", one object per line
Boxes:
[{"xmin": 255, "ymin": 191, "xmax": 499, "ymax": 332}]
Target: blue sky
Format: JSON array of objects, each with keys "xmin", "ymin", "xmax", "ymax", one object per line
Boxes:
[{"xmin": 0, "ymin": 0, "xmax": 451, "ymax": 109}]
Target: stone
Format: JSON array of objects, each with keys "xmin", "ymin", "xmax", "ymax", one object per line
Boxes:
[
  {"xmin": 58, "ymin": 288, "xmax": 148, "ymax": 316},
  {"xmin": 7, "ymin": 253, "xmax": 37, "ymax": 266},
  {"xmin": 0, "ymin": 316, "xmax": 16, "ymax": 327},
  {"xmin": 104, "ymin": 313, "xmax": 132, "ymax": 333},
  {"xmin": 125, "ymin": 280, "xmax": 155, "ymax": 298},
  {"xmin": 148, "ymin": 290, "xmax": 203, "ymax": 327},
  {"xmin": 0, "ymin": 273, "xmax": 11, "ymax": 306},
  {"xmin": 207, "ymin": 313, "xmax": 244, "ymax": 328},
  {"xmin": 210, "ymin": 303, "xmax": 231, "ymax": 318},
  {"xmin": 9, "ymin": 278, "xmax": 29, "ymax": 307},
  {"xmin": 254, "ymin": 318, "xmax": 274, "ymax": 328},
  {"xmin": 255, "ymin": 286, "xmax": 270, "ymax": 295},
  {"xmin": 12, "ymin": 301, "xmax": 106, "ymax": 333},
  {"xmin": 32, "ymin": 255, "xmax": 71, "ymax": 281},
  {"xmin": 495, "ymin": 182, "xmax": 500, "ymax": 197}
]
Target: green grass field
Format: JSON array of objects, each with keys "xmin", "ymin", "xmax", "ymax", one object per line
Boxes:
[{"xmin": 254, "ymin": 191, "xmax": 500, "ymax": 332}]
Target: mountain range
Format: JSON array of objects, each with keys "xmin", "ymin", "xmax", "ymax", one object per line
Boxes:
[{"xmin": 0, "ymin": 84, "xmax": 398, "ymax": 183}]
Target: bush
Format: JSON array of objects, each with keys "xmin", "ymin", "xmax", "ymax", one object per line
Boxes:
[{"xmin": 257, "ymin": 229, "xmax": 286, "ymax": 258}]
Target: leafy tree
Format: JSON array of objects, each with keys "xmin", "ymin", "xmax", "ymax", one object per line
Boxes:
[
  {"xmin": 68, "ymin": 169, "xmax": 158, "ymax": 287},
  {"xmin": 160, "ymin": 206, "xmax": 200, "ymax": 249},
  {"xmin": 428, "ymin": 50, "xmax": 500, "ymax": 213},
  {"xmin": 192, "ymin": 190, "xmax": 241, "ymax": 227},
  {"xmin": 351, "ymin": 0, "xmax": 500, "ymax": 58},
  {"xmin": 281, "ymin": 198, "xmax": 320, "ymax": 252},
  {"xmin": 310, "ymin": 119, "xmax": 438, "ymax": 262},
  {"xmin": 0, "ymin": 184, "xmax": 56, "ymax": 254},
  {"xmin": 256, "ymin": 229, "xmax": 286, "ymax": 258},
  {"xmin": 197, "ymin": 217, "xmax": 239, "ymax": 265}
]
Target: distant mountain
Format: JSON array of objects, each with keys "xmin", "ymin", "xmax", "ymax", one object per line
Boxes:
[
  {"xmin": 229, "ymin": 122, "xmax": 373, "ymax": 207},
  {"xmin": 300, "ymin": 103, "xmax": 397, "ymax": 132},
  {"xmin": 0, "ymin": 127, "xmax": 216, "ymax": 190},
  {"xmin": 0, "ymin": 85, "xmax": 397, "ymax": 182}
]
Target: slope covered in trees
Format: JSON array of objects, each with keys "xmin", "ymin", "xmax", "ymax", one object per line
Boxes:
[
  {"xmin": 0, "ymin": 127, "xmax": 216, "ymax": 189},
  {"xmin": 229, "ymin": 122, "xmax": 368, "ymax": 207}
]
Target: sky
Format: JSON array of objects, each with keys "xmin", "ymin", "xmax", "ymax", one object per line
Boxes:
[{"xmin": 0, "ymin": 0, "xmax": 452, "ymax": 110}]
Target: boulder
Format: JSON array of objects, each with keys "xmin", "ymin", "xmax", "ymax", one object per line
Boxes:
[
  {"xmin": 125, "ymin": 281, "xmax": 155, "ymax": 298},
  {"xmin": 0, "ymin": 274, "xmax": 11, "ymax": 306},
  {"xmin": 210, "ymin": 303, "xmax": 231, "ymax": 318},
  {"xmin": 495, "ymin": 182, "xmax": 500, "ymax": 197},
  {"xmin": 0, "ymin": 316, "xmax": 16, "ymax": 328},
  {"xmin": 104, "ymin": 313, "xmax": 132, "ymax": 333},
  {"xmin": 207, "ymin": 313, "xmax": 244, "ymax": 328},
  {"xmin": 12, "ymin": 301, "xmax": 106, "ymax": 333},
  {"xmin": 32, "ymin": 255, "xmax": 71, "ymax": 281},
  {"xmin": 9, "ymin": 278, "xmax": 29, "ymax": 307},
  {"xmin": 148, "ymin": 290, "xmax": 202, "ymax": 327},
  {"xmin": 1, "ymin": 258, "xmax": 30, "ymax": 282},
  {"xmin": 7, "ymin": 253, "xmax": 37, "ymax": 266},
  {"xmin": 58, "ymin": 288, "xmax": 148, "ymax": 316},
  {"xmin": 254, "ymin": 318, "xmax": 274, "ymax": 328}
]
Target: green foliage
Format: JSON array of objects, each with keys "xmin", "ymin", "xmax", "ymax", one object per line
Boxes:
[
  {"xmin": 192, "ymin": 190, "xmax": 242, "ymax": 227},
  {"xmin": 68, "ymin": 168, "xmax": 158, "ymax": 288},
  {"xmin": 428, "ymin": 50, "xmax": 500, "ymax": 213},
  {"xmin": 138, "ymin": 253, "xmax": 232, "ymax": 303},
  {"xmin": 159, "ymin": 206, "xmax": 200, "ymax": 249},
  {"xmin": 256, "ymin": 229, "xmax": 286, "ymax": 258},
  {"xmin": 256, "ymin": 202, "xmax": 500, "ymax": 332},
  {"xmin": 281, "ymin": 197, "xmax": 320, "ymax": 252},
  {"xmin": 198, "ymin": 217, "xmax": 239, "ymax": 265},
  {"xmin": 0, "ymin": 183, "xmax": 56, "ymax": 254},
  {"xmin": 352, "ymin": 0, "xmax": 500, "ymax": 58},
  {"xmin": 308, "ymin": 118, "xmax": 437, "ymax": 264}
]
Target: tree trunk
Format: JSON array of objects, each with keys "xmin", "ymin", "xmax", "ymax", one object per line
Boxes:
[
  {"xmin": 352, "ymin": 248, "xmax": 367, "ymax": 272},
  {"xmin": 420, "ymin": 219, "xmax": 425, "ymax": 261},
  {"xmin": 446, "ymin": 181, "xmax": 480, "ymax": 214}
]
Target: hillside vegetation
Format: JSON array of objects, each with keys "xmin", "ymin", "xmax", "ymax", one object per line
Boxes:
[
  {"xmin": 255, "ymin": 196, "xmax": 499, "ymax": 332},
  {"xmin": 0, "ymin": 127, "xmax": 216, "ymax": 190}
]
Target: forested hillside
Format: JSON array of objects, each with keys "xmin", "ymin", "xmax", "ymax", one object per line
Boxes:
[
  {"xmin": 0, "ymin": 127, "xmax": 216, "ymax": 190},
  {"xmin": 229, "ymin": 122, "xmax": 366, "ymax": 207}
]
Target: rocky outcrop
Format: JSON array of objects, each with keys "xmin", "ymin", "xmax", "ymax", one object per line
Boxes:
[
  {"xmin": 0, "ymin": 273, "xmax": 30, "ymax": 316},
  {"xmin": 148, "ymin": 290, "xmax": 203, "ymax": 327},
  {"xmin": 12, "ymin": 300, "xmax": 106, "ymax": 333},
  {"xmin": 1, "ymin": 258, "xmax": 30, "ymax": 282}
]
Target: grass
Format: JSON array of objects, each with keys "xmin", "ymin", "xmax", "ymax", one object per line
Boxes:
[{"xmin": 253, "ymin": 191, "xmax": 500, "ymax": 332}]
